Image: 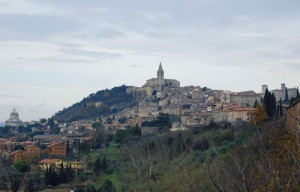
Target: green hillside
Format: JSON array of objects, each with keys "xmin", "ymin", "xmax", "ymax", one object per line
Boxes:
[{"xmin": 53, "ymin": 85, "xmax": 136, "ymax": 123}]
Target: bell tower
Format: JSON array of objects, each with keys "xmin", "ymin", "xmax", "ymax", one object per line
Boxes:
[{"xmin": 157, "ymin": 62, "xmax": 164, "ymax": 86}]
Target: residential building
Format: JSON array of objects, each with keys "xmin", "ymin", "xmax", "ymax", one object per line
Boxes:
[
  {"xmin": 227, "ymin": 108, "xmax": 255, "ymax": 123},
  {"xmin": 33, "ymin": 134, "xmax": 63, "ymax": 144},
  {"xmin": 48, "ymin": 142, "xmax": 67, "ymax": 157},
  {"xmin": 39, "ymin": 159, "xmax": 65, "ymax": 170}
]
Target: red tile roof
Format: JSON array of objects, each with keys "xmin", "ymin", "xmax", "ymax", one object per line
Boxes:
[{"xmin": 39, "ymin": 159, "xmax": 61, "ymax": 164}]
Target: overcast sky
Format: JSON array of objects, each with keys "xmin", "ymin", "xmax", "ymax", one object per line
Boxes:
[{"xmin": 1, "ymin": 0, "xmax": 300, "ymax": 122}]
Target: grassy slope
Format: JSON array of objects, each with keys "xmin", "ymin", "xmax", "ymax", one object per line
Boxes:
[{"xmin": 88, "ymin": 126, "xmax": 252, "ymax": 191}]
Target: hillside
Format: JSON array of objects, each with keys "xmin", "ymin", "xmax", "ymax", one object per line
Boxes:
[{"xmin": 52, "ymin": 85, "xmax": 136, "ymax": 123}]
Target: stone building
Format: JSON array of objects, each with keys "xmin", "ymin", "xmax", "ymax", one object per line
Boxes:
[
  {"xmin": 227, "ymin": 108, "xmax": 255, "ymax": 123},
  {"xmin": 127, "ymin": 63, "xmax": 180, "ymax": 98},
  {"xmin": 143, "ymin": 63, "xmax": 180, "ymax": 95},
  {"xmin": 5, "ymin": 108, "xmax": 24, "ymax": 127},
  {"xmin": 138, "ymin": 100, "xmax": 160, "ymax": 118},
  {"xmin": 264, "ymin": 83, "xmax": 298, "ymax": 102},
  {"xmin": 230, "ymin": 91, "xmax": 261, "ymax": 107}
]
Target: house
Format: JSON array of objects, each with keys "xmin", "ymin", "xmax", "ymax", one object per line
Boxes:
[
  {"xmin": 48, "ymin": 142, "xmax": 67, "ymax": 157},
  {"xmin": 11, "ymin": 144, "xmax": 43, "ymax": 164},
  {"xmin": 33, "ymin": 134, "xmax": 63, "ymax": 144},
  {"xmin": 39, "ymin": 158, "xmax": 64, "ymax": 170},
  {"xmin": 287, "ymin": 101, "xmax": 300, "ymax": 132},
  {"xmin": 11, "ymin": 150, "xmax": 24, "ymax": 163},
  {"xmin": 227, "ymin": 108, "xmax": 255, "ymax": 123},
  {"xmin": 69, "ymin": 161, "xmax": 87, "ymax": 172},
  {"xmin": 23, "ymin": 145, "xmax": 42, "ymax": 163}
]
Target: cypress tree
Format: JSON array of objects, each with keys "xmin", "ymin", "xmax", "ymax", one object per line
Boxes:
[
  {"xmin": 263, "ymin": 89, "xmax": 271, "ymax": 119},
  {"xmin": 270, "ymin": 93, "xmax": 276, "ymax": 120},
  {"xmin": 279, "ymin": 98, "xmax": 283, "ymax": 118},
  {"xmin": 290, "ymin": 97, "xmax": 294, "ymax": 106},
  {"xmin": 263, "ymin": 89, "xmax": 277, "ymax": 120},
  {"xmin": 253, "ymin": 99, "xmax": 258, "ymax": 108},
  {"xmin": 285, "ymin": 87, "xmax": 289, "ymax": 102},
  {"xmin": 263, "ymin": 88, "xmax": 269, "ymax": 104},
  {"xmin": 44, "ymin": 167, "xmax": 50, "ymax": 185},
  {"xmin": 59, "ymin": 162, "xmax": 65, "ymax": 183},
  {"xmin": 65, "ymin": 165, "xmax": 74, "ymax": 183}
]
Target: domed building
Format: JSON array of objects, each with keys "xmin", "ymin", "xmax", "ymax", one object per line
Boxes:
[{"xmin": 5, "ymin": 109, "xmax": 24, "ymax": 127}]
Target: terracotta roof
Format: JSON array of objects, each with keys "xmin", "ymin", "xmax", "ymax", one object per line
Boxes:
[
  {"xmin": 48, "ymin": 142, "xmax": 65, "ymax": 147},
  {"xmin": 230, "ymin": 108, "xmax": 256, "ymax": 111},
  {"xmin": 39, "ymin": 159, "xmax": 61, "ymax": 164},
  {"xmin": 11, "ymin": 150, "xmax": 23, "ymax": 155},
  {"xmin": 24, "ymin": 144, "xmax": 38, "ymax": 150}
]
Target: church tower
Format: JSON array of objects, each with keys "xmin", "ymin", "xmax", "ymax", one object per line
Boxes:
[{"xmin": 157, "ymin": 62, "xmax": 164, "ymax": 86}]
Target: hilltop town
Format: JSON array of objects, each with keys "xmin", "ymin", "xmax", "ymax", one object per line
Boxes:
[
  {"xmin": 1, "ymin": 63, "xmax": 300, "ymax": 191},
  {"xmin": 96, "ymin": 63, "xmax": 296, "ymax": 131}
]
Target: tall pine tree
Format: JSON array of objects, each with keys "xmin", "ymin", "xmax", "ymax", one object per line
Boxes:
[
  {"xmin": 270, "ymin": 93, "xmax": 276, "ymax": 120},
  {"xmin": 285, "ymin": 87, "xmax": 289, "ymax": 102},
  {"xmin": 290, "ymin": 96, "xmax": 294, "ymax": 106},
  {"xmin": 263, "ymin": 89, "xmax": 276, "ymax": 120},
  {"xmin": 94, "ymin": 158, "xmax": 101, "ymax": 173},
  {"xmin": 253, "ymin": 99, "xmax": 258, "ymax": 108},
  {"xmin": 279, "ymin": 98, "xmax": 283, "ymax": 118}
]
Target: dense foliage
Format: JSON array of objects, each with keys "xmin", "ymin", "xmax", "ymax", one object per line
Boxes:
[
  {"xmin": 141, "ymin": 113, "xmax": 173, "ymax": 131},
  {"xmin": 52, "ymin": 85, "xmax": 136, "ymax": 122}
]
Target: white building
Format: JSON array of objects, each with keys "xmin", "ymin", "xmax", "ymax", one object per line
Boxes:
[{"xmin": 5, "ymin": 109, "xmax": 24, "ymax": 127}]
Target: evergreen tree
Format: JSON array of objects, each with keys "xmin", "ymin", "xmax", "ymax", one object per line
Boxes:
[
  {"xmin": 270, "ymin": 93, "xmax": 276, "ymax": 120},
  {"xmin": 297, "ymin": 87, "xmax": 300, "ymax": 99},
  {"xmin": 64, "ymin": 165, "xmax": 74, "ymax": 183},
  {"xmin": 44, "ymin": 167, "xmax": 50, "ymax": 185},
  {"xmin": 285, "ymin": 87, "xmax": 289, "ymax": 102},
  {"xmin": 290, "ymin": 97, "xmax": 294, "ymax": 106},
  {"xmin": 253, "ymin": 99, "xmax": 258, "ymax": 108},
  {"xmin": 59, "ymin": 162, "xmax": 65, "ymax": 183},
  {"xmin": 44, "ymin": 165, "xmax": 59, "ymax": 186},
  {"xmin": 94, "ymin": 158, "xmax": 101, "ymax": 173},
  {"xmin": 263, "ymin": 89, "xmax": 276, "ymax": 120},
  {"xmin": 279, "ymin": 98, "xmax": 283, "ymax": 118},
  {"xmin": 98, "ymin": 179, "xmax": 116, "ymax": 192},
  {"xmin": 263, "ymin": 89, "xmax": 271, "ymax": 119},
  {"xmin": 101, "ymin": 157, "xmax": 108, "ymax": 171}
]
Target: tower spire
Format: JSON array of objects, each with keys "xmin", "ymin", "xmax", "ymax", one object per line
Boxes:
[
  {"xmin": 157, "ymin": 62, "xmax": 164, "ymax": 85},
  {"xmin": 158, "ymin": 62, "xmax": 163, "ymax": 72}
]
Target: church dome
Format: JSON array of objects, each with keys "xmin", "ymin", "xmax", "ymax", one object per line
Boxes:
[
  {"xmin": 5, "ymin": 108, "xmax": 24, "ymax": 127},
  {"xmin": 11, "ymin": 108, "xmax": 19, "ymax": 116}
]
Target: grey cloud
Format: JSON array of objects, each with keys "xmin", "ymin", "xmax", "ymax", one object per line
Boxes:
[
  {"xmin": 42, "ymin": 56, "xmax": 93, "ymax": 64},
  {"xmin": 0, "ymin": 13, "xmax": 83, "ymax": 40},
  {"xmin": 129, "ymin": 64, "xmax": 143, "ymax": 68},
  {"xmin": 0, "ymin": 94, "xmax": 24, "ymax": 99},
  {"xmin": 59, "ymin": 48, "xmax": 122, "ymax": 60}
]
